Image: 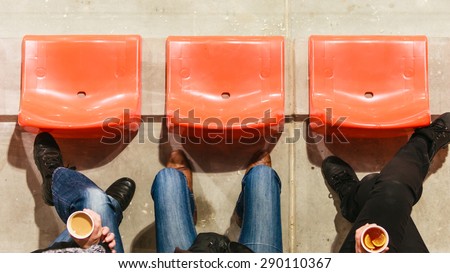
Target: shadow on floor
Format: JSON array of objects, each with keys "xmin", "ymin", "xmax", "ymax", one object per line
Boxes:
[
  {"xmin": 306, "ymin": 132, "xmax": 410, "ymax": 173},
  {"xmin": 158, "ymin": 121, "xmax": 283, "ymax": 173},
  {"xmin": 7, "ymin": 125, "xmax": 61, "ymax": 250},
  {"xmin": 130, "ymin": 223, "xmax": 157, "ymax": 253},
  {"xmin": 306, "ymin": 114, "xmax": 449, "ymax": 173}
]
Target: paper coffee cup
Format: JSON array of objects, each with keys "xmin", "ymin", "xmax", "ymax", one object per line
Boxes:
[
  {"xmin": 361, "ymin": 225, "xmax": 389, "ymax": 253},
  {"xmin": 67, "ymin": 211, "xmax": 94, "ymax": 239}
]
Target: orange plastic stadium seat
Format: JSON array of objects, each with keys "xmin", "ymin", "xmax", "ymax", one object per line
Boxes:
[
  {"xmin": 309, "ymin": 35, "xmax": 430, "ymax": 138},
  {"xmin": 18, "ymin": 35, "xmax": 142, "ymax": 138},
  {"xmin": 166, "ymin": 36, "xmax": 285, "ymax": 140}
]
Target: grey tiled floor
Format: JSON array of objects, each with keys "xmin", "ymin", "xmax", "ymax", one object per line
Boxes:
[{"xmin": 0, "ymin": 0, "xmax": 450, "ymax": 252}]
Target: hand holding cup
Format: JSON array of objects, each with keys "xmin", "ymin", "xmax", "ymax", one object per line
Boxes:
[
  {"xmin": 67, "ymin": 210, "xmax": 95, "ymax": 239},
  {"xmin": 355, "ymin": 223, "xmax": 389, "ymax": 253}
]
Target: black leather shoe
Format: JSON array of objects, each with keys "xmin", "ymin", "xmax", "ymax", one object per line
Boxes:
[
  {"xmin": 321, "ymin": 156, "xmax": 359, "ymax": 201},
  {"xmin": 413, "ymin": 112, "xmax": 450, "ymax": 160},
  {"xmin": 33, "ymin": 132, "xmax": 64, "ymax": 206},
  {"xmin": 105, "ymin": 177, "xmax": 136, "ymax": 211}
]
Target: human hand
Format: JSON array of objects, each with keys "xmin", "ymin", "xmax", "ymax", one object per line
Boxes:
[
  {"xmin": 100, "ymin": 226, "xmax": 117, "ymax": 253},
  {"xmin": 355, "ymin": 223, "xmax": 389, "ymax": 253},
  {"xmin": 71, "ymin": 209, "xmax": 114, "ymax": 251}
]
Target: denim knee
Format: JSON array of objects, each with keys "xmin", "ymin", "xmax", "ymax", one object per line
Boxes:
[
  {"xmin": 151, "ymin": 168, "xmax": 186, "ymax": 197},
  {"xmin": 52, "ymin": 167, "xmax": 74, "ymax": 187},
  {"xmin": 82, "ymin": 187, "xmax": 111, "ymax": 206},
  {"xmin": 243, "ymin": 165, "xmax": 281, "ymax": 189}
]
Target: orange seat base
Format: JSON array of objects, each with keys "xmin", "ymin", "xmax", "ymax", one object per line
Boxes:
[
  {"xmin": 166, "ymin": 36, "xmax": 285, "ymax": 139},
  {"xmin": 309, "ymin": 35, "xmax": 430, "ymax": 138},
  {"xmin": 20, "ymin": 113, "xmax": 142, "ymax": 140},
  {"xmin": 19, "ymin": 35, "xmax": 142, "ymax": 138}
]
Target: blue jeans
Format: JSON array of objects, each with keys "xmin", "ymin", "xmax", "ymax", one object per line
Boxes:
[
  {"xmin": 49, "ymin": 167, "xmax": 125, "ymax": 253},
  {"xmin": 151, "ymin": 165, "xmax": 283, "ymax": 253}
]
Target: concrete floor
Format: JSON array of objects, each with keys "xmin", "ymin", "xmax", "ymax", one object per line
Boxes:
[{"xmin": 0, "ymin": 0, "xmax": 450, "ymax": 253}]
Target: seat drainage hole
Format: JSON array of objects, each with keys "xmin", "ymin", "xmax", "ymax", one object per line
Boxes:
[
  {"xmin": 364, "ymin": 92, "xmax": 374, "ymax": 99},
  {"xmin": 221, "ymin": 92, "xmax": 231, "ymax": 99},
  {"xmin": 77, "ymin": 91, "xmax": 87, "ymax": 98}
]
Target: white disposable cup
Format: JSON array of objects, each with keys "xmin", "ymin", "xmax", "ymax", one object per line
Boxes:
[
  {"xmin": 67, "ymin": 211, "xmax": 94, "ymax": 239},
  {"xmin": 360, "ymin": 225, "xmax": 389, "ymax": 253}
]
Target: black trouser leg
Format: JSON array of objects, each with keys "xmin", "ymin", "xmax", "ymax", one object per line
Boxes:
[{"xmin": 339, "ymin": 136, "xmax": 430, "ymax": 252}]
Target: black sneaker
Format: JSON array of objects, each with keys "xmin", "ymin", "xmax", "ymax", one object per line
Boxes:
[
  {"xmin": 321, "ymin": 156, "xmax": 360, "ymax": 222},
  {"xmin": 321, "ymin": 156, "xmax": 359, "ymax": 200},
  {"xmin": 33, "ymin": 132, "xmax": 64, "ymax": 206},
  {"xmin": 105, "ymin": 177, "xmax": 136, "ymax": 211},
  {"xmin": 413, "ymin": 112, "xmax": 450, "ymax": 160}
]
